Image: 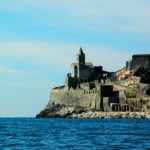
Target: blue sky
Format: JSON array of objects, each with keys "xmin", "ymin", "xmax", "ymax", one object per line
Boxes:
[{"xmin": 0, "ymin": 0, "xmax": 150, "ymax": 117}]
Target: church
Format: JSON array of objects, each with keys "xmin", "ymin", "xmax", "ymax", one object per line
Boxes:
[{"xmin": 65, "ymin": 48, "xmax": 111, "ymax": 88}]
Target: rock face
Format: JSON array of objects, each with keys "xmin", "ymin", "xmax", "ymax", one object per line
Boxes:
[{"xmin": 36, "ymin": 104, "xmax": 86, "ymax": 118}]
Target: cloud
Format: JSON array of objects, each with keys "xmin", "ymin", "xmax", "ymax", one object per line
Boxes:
[
  {"xmin": 1, "ymin": 0, "xmax": 150, "ymax": 34},
  {"xmin": 0, "ymin": 41, "xmax": 77, "ymax": 70}
]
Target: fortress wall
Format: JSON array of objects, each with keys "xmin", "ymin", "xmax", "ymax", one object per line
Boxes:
[
  {"xmin": 79, "ymin": 68, "xmax": 93, "ymax": 81},
  {"xmin": 131, "ymin": 55, "xmax": 150, "ymax": 69},
  {"xmin": 49, "ymin": 87, "xmax": 101, "ymax": 110}
]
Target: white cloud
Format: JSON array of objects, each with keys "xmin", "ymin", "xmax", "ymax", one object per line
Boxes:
[
  {"xmin": 1, "ymin": 1, "xmax": 150, "ymax": 34},
  {"xmin": 0, "ymin": 0, "xmax": 150, "ymax": 33},
  {"xmin": 0, "ymin": 41, "xmax": 76, "ymax": 69}
]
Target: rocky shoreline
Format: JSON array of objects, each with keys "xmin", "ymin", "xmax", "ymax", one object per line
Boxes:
[
  {"xmin": 36, "ymin": 104, "xmax": 150, "ymax": 119},
  {"xmin": 70, "ymin": 111, "xmax": 150, "ymax": 119}
]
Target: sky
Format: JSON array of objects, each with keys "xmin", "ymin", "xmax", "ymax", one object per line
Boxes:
[{"xmin": 0, "ymin": 0, "xmax": 150, "ymax": 117}]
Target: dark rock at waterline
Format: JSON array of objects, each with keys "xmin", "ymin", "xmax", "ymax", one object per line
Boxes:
[
  {"xmin": 36, "ymin": 104, "xmax": 150, "ymax": 118},
  {"xmin": 36, "ymin": 104, "xmax": 86, "ymax": 118}
]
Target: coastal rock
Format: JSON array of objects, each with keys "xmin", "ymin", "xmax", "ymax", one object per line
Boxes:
[
  {"xmin": 36, "ymin": 104, "xmax": 86, "ymax": 118},
  {"xmin": 36, "ymin": 104, "xmax": 150, "ymax": 118}
]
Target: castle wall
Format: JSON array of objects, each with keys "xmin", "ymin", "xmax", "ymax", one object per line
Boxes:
[
  {"xmin": 71, "ymin": 65, "xmax": 78, "ymax": 78},
  {"xmin": 78, "ymin": 66, "xmax": 94, "ymax": 82},
  {"xmin": 49, "ymin": 84, "xmax": 119, "ymax": 111},
  {"xmin": 49, "ymin": 87, "xmax": 101, "ymax": 110},
  {"xmin": 130, "ymin": 55, "xmax": 150, "ymax": 70},
  {"xmin": 65, "ymin": 75, "xmax": 77, "ymax": 88}
]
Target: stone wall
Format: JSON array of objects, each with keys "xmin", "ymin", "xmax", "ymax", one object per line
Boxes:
[
  {"xmin": 128, "ymin": 54, "xmax": 150, "ymax": 70},
  {"xmin": 78, "ymin": 65, "xmax": 94, "ymax": 82},
  {"xmin": 49, "ymin": 87, "xmax": 101, "ymax": 110},
  {"xmin": 49, "ymin": 83, "xmax": 120, "ymax": 112}
]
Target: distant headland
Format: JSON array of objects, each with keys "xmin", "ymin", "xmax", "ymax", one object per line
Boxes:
[{"xmin": 36, "ymin": 48, "xmax": 150, "ymax": 118}]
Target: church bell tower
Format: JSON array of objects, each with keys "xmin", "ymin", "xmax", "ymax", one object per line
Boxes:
[{"xmin": 77, "ymin": 47, "xmax": 85, "ymax": 65}]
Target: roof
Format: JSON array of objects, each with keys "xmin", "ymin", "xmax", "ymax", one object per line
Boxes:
[{"xmin": 79, "ymin": 47, "xmax": 84, "ymax": 55}]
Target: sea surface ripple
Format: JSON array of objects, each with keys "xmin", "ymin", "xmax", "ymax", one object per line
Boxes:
[{"xmin": 0, "ymin": 118, "xmax": 150, "ymax": 150}]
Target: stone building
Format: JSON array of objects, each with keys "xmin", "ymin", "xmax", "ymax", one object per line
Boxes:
[
  {"xmin": 50, "ymin": 48, "xmax": 119, "ymax": 111},
  {"xmin": 50, "ymin": 83, "xmax": 119, "ymax": 111},
  {"xmin": 126, "ymin": 54, "xmax": 150, "ymax": 70},
  {"xmin": 65, "ymin": 47, "xmax": 110, "ymax": 88},
  {"xmin": 133, "ymin": 67, "xmax": 150, "ymax": 95},
  {"xmin": 37, "ymin": 51, "xmax": 150, "ymax": 118},
  {"xmin": 126, "ymin": 54, "xmax": 150, "ymax": 95}
]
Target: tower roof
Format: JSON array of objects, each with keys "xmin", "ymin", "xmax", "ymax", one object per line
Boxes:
[{"xmin": 79, "ymin": 47, "xmax": 84, "ymax": 55}]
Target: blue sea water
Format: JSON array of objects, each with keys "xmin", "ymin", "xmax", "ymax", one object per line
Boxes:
[{"xmin": 0, "ymin": 118, "xmax": 150, "ymax": 150}]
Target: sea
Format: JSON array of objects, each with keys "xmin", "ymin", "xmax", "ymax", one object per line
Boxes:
[{"xmin": 0, "ymin": 118, "xmax": 150, "ymax": 150}]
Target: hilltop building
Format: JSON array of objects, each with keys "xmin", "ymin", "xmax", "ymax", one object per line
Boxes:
[
  {"xmin": 126, "ymin": 54, "xmax": 150, "ymax": 70},
  {"xmin": 126, "ymin": 54, "xmax": 150, "ymax": 95},
  {"xmin": 65, "ymin": 47, "xmax": 110, "ymax": 88},
  {"xmin": 50, "ymin": 48, "xmax": 119, "ymax": 111},
  {"xmin": 36, "ymin": 50, "xmax": 150, "ymax": 118}
]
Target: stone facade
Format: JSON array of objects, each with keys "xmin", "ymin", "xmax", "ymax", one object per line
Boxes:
[
  {"xmin": 132, "ymin": 67, "xmax": 150, "ymax": 95},
  {"xmin": 50, "ymin": 83, "xmax": 119, "ymax": 111},
  {"xmin": 49, "ymin": 51, "xmax": 150, "ymax": 112},
  {"xmin": 126, "ymin": 54, "xmax": 150, "ymax": 70},
  {"xmin": 126, "ymin": 54, "xmax": 150, "ymax": 95},
  {"xmin": 49, "ymin": 48, "xmax": 119, "ymax": 111},
  {"xmin": 37, "ymin": 51, "xmax": 150, "ymax": 119},
  {"xmin": 65, "ymin": 48, "xmax": 110, "ymax": 88}
]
